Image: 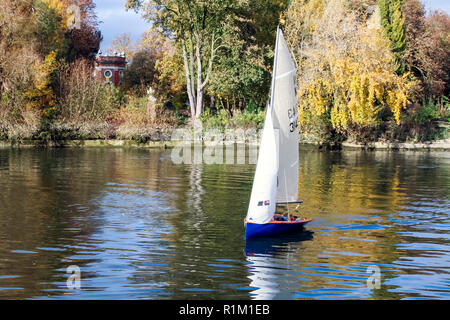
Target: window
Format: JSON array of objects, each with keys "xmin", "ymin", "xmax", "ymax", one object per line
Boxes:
[{"xmin": 104, "ymin": 70, "xmax": 112, "ymax": 78}]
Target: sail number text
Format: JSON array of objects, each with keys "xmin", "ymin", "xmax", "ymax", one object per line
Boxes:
[{"xmin": 288, "ymin": 107, "xmax": 298, "ymax": 133}]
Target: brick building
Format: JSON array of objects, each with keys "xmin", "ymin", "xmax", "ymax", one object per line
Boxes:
[{"xmin": 94, "ymin": 52, "xmax": 126, "ymax": 86}]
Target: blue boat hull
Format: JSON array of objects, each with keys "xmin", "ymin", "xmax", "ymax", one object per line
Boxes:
[{"xmin": 245, "ymin": 217, "xmax": 312, "ymax": 239}]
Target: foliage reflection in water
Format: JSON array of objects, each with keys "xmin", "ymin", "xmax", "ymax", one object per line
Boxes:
[{"xmin": 0, "ymin": 147, "xmax": 448, "ymax": 299}]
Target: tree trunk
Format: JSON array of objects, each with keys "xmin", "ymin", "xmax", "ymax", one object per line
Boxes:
[
  {"xmin": 195, "ymin": 33, "xmax": 203, "ymax": 118},
  {"xmin": 182, "ymin": 40, "xmax": 196, "ymax": 117},
  {"xmin": 195, "ymin": 89, "xmax": 204, "ymax": 118},
  {"xmin": 181, "ymin": 32, "xmax": 219, "ymax": 119}
]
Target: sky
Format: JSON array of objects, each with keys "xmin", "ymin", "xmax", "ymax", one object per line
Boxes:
[
  {"xmin": 94, "ymin": 0, "xmax": 450, "ymax": 52},
  {"xmin": 95, "ymin": 0, "xmax": 149, "ymax": 52}
]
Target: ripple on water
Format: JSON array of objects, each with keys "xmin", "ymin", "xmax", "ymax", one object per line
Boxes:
[{"xmin": 0, "ymin": 148, "xmax": 449, "ymax": 299}]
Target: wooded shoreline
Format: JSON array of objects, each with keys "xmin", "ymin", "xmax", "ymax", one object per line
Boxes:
[{"xmin": 1, "ymin": 1, "xmax": 448, "ymax": 150}]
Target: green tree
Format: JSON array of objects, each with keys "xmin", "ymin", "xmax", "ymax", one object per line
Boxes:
[
  {"xmin": 127, "ymin": 0, "xmax": 266, "ymax": 118},
  {"xmin": 378, "ymin": 0, "xmax": 407, "ymax": 73},
  {"xmin": 127, "ymin": 0, "xmax": 287, "ymax": 117},
  {"xmin": 33, "ymin": 0, "xmax": 69, "ymax": 58},
  {"xmin": 207, "ymin": 0, "xmax": 287, "ymax": 111}
]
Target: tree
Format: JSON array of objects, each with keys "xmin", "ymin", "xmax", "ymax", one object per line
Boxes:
[
  {"xmin": 126, "ymin": 0, "xmax": 250, "ymax": 118},
  {"xmin": 140, "ymin": 30, "xmax": 185, "ymax": 104},
  {"xmin": 107, "ymin": 32, "xmax": 135, "ymax": 59},
  {"xmin": 127, "ymin": 0, "xmax": 289, "ymax": 117},
  {"xmin": 32, "ymin": 0, "xmax": 101, "ymax": 60},
  {"xmin": 122, "ymin": 30, "xmax": 184, "ymax": 104},
  {"xmin": 378, "ymin": 0, "xmax": 407, "ymax": 73},
  {"xmin": 403, "ymin": 0, "xmax": 450, "ymax": 100},
  {"xmin": 33, "ymin": 0, "xmax": 69, "ymax": 57},
  {"xmin": 207, "ymin": 0, "xmax": 288, "ymax": 112},
  {"xmin": 26, "ymin": 51, "xmax": 58, "ymax": 116},
  {"xmin": 285, "ymin": 0, "xmax": 414, "ymax": 132},
  {"xmin": 425, "ymin": 10, "xmax": 450, "ymax": 98},
  {"xmin": 63, "ymin": 0, "xmax": 102, "ymax": 61},
  {"xmin": 0, "ymin": 0, "xmax": 60, "ymax": 117},
  {"xmin": 0, "ymin": 0, "xmax": 102, "ymax": 137}
]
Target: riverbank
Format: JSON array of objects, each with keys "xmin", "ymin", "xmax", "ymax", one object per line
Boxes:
[
  {"xmin": 1, "ymin": 137, "xmax": 449, "ymax": 151},
  {"xmin": 340, "ymin": 139, "xmax": 450, "ymax": 151},
  {"xmin": 0, "ymin": 139, "xmax": 178, "ymax": 149},
  {"xmin": 298, "ymin": 135, "xmax": 450, "ymax": 151}
]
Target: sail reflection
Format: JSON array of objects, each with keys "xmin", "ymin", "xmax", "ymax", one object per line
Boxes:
[
  {"xmin": 245, "ymin": 231, "xmax": 313, "ymax": 299},
  {"xmin": 188, "ymin": 165, "xmax": 205, "ymax": 211}
]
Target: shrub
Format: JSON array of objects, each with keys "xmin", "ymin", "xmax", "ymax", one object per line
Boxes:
[
  {"xmin": 114, "ymin": 95, "xmax": 178, "ymax": 141},
  {"xmin": 56, "ymin": 59, "xmax": 121, "ymax": 124},
  {"xmin": 200, "ymin": 108, "xmax": 265, "ymax": 131}
]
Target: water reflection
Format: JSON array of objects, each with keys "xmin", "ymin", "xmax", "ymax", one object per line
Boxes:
[
  {"xmin": 245, "ymin": 232, "xmax": 314, "ymax": 256},
  {"xmin": 245, "ymin": 232, "xmax": 314, "ymax": 299},
  {"xmin": 186, "ymin": 165, "xmax": 206, "ymax": 236},
  {"xmin": 0, "ymin": 147, "xmax": 448, "ymax": 299}
]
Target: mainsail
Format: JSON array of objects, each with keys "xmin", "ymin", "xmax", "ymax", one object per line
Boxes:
[
  {"xmin": 272, "ymin": 28, "xmax": 299, "ymax": 203},
  {"xmin": 246, "ymin": 27, "xmax": 299, "ymax": 224}
]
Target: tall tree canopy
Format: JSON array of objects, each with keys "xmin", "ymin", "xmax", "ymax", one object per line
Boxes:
[
  {"xmin": 126, "ymin": 0, "xmax": 287, "ymax": 118},
  {"xmin": 403, "ymin": 0, "xmax": 450, "ymax": 100},
  {"xmin": 0, "ymin": 0, "xmax": 102, "ymax": 125},
  {"xmin": 126, "ymin": 0, "xmax": 240, "ymax": 118},
  {"xmin": 378, "ymin": 0, "xmax": 407, "ymax": 73},
  {"xmin": 285, "ymin": 0, "xmax": 414, "ymax": 131}
]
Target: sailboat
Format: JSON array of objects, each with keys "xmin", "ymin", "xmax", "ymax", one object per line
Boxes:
[{"xmin": 244, "ymin": 27, "xmax": 312, "ymax": 239}]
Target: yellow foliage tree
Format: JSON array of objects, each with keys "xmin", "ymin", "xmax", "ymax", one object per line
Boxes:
[
  {"xmin": 42, "ymin": 0, "xmax": 65, "ymax": 15},
  {"xmin": 25, "ymin": 51, "xmax": 58, "ymax": 115},
  {"xmin": 285, "ymin": 0, "xmax": 415, "ymax": 131}
]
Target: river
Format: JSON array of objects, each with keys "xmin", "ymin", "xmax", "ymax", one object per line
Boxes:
[{"xmin": 0, "ymin": 146, "xmax": 448, "ymax": 299}]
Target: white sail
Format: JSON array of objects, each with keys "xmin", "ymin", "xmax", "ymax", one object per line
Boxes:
[
  {"xmin": 246, "ymin": 105, "xmax": 278, "ymax": 224},
  {"xmin": 246, "ymin": 27, "xmax": 298, "ymax": 224},
  {"xmin": 272, "ymin": 28, "xmax": 299, "ymax": 203}
]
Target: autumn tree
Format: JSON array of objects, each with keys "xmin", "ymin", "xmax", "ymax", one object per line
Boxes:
[
  {"xmin": 123, "ymin": 30, "xmax": 184, "ymax": 103},
  {"xmin": 107, "ymin": 33, "xmax": 135, "ymax": 59},
  {"xmin": 63, "ymin": 0, "xmax": 102, "ymax": 61},
  {"xmin": 403, "ymin": 0, "xmax": 450, "ymax": 100},
  {"xmin": 285, "ymin": 0, "xmax": 414, "ymax": 132},
  {"xmin": 0, "ymin": 1, "xmax": 60, "ymax": 116},
  {"xmin": 32, "ymin": 0, "xmax": 68, "ymax": 57},
  {"xmin": 0, "ymin": 0, "xmax": 102, "ymax": 138},
  {"xmin": 32, "ymin": 0, "xmax": 101, "ymax": 60}
]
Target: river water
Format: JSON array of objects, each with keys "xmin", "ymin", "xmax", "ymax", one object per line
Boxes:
[{"xmin": 0, "ymin": 146, "xmax": 448, "ymax": 299}]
